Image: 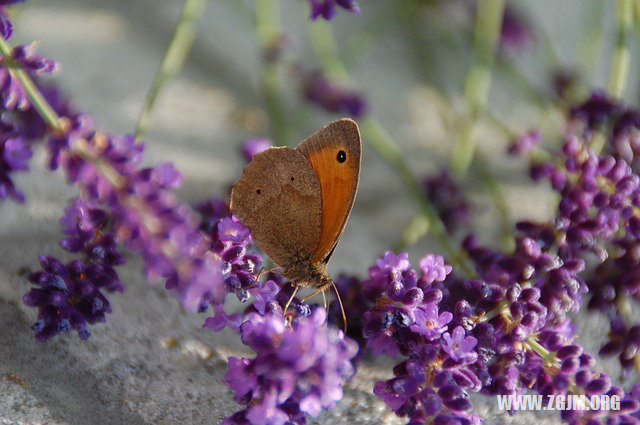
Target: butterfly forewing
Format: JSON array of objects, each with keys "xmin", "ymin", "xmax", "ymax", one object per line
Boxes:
[
  {"xmin": 296, "ymin": 118, "xmax": 361, "ymax": 264},
  {"xmin": 230, "ymin": 147, "xmax": 323, "ymax": 267}
]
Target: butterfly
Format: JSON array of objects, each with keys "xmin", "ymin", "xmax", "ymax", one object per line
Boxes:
[{"xmin": 230, "ymin": 118, "xmax": 361, "ymax": 328}]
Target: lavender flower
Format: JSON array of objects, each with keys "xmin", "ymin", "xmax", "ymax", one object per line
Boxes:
[
  {"xmin": 224, "ymin": 308, "xmax": 358, "ymax": 425},
  {"xmin": 362, "ymin": 251, "xmax": 481, "ymax": 424},
  {"xmin": 550, "ymin": 68, "xmax": 579, "ymax": 101},
  {"xmin": 508, "ymin": 129, "xmax": 541, "ymax": 156},
  {"xmin": 442, "ymin": 326, "xmax": 477, "ymax": 362},
  {"xmin": 300, "ymin": 69, "xmax": 367, "ymax": 118},
  {"xmin": 198, "ymin": 212, "xmax": 263, "ymax": 308},
  {"xmin": 242, "ymin": 138, "xmax": 272, "ymax": 163},
  {"xmin": 0, "ymin": 43, "xmax": 59, "ymax": 203},
  {"xmin": 0, "ymin": 136, "xmax": 31, "ymax": 201},
  {"xmin": 307, "ymin": 0, "xmax": 360, "ymax": 21},
  {"xmin": 23, "ymin": 198, "xmax": 125, "ymax": 340},
  {"xmin": 410, "ymin": 303, "xmax": 452, "ymax": 339},
  {"xmin": 423, "ymin": 170, "xmax": 471, "ymax": 234},
  {"xmin": 193, "ymin": 195, "xmax": 286, "ymax": 334},
  {"xmin": 599, "ymin": 317, "xmax": 640, "ymax": 371},
  {"xmin": 452, "ymin": 91, "xmax": 640, "ymax": 422},
  {"xmin": 45, "ymin": 114, "xmax": 224, "ymax": 312},
  {"xmin": 203, "ymin": 304, "xmax": 243, "ymax": 333},
  {"xmin": 0, "ymin": 42, "xmax": 57, "ymax": 110},
  {"xmin": 499, "ymin": 6, "xmax": 534, "ymax": 54},
  {"xmin": 23, "ymin": 255, "xmax": 123, "ymax": 341},
  {"xmin": 0, "ymin": 0, "xmax": 25, "ymax": 39}
]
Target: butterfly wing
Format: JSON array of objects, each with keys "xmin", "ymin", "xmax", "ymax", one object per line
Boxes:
[
  {"xmin": 230, "ymin": 147, "xmax": 323, "ymax": 267},
  {"xmin": 296, "ymin": 118, "xmax": 361, "ymax": 264}
]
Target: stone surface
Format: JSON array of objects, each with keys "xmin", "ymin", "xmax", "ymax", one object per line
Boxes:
[{"xmin": 1, "ymin": 1, "xmax": 637, "ymax": 424}]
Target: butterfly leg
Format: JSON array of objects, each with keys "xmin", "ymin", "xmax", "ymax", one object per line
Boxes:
[
  {"xmin": 300, "ymin": 289, "xmax": 322, "ymax": 303},
  {"xmin": 283, "ymin": 286, "xmax": 300, "ymax": 327},
  {"xmin": 254, "ymin": 266, "xmax": 281, "ymax": 283},
  {"xmin": 321, "ymin": 290, "xmax": 327, "ymax": 311}
]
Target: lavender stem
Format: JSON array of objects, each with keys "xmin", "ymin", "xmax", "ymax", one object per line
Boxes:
[
  {"xmin": 0, "ymin": 36, "xmax": 60, "ymax": 130},
  {"xmin": 608, "ymin": 0, "xmax": 632, "ymax": 100},
  {"xmin": 135, "ymin": 0, "xmax": 209, "ymax": 141},
  {"xmin": 450, "ymin": 0, "xmax": 505, "ymax": 179}
]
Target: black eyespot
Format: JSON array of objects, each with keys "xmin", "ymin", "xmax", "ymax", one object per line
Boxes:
[
  {"xmin": 290, "ymin": 176, "xmax": 295, "ymax": 181},
  {"xmin": 337, "ymin": 150, "xmax": 346, "ymax": 163},
  {"xmin": 256, "ymin": 189, "xmax": 261, "ymax": 194}
]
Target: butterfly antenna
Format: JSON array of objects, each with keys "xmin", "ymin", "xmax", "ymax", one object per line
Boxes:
[
  {"xmin": 283, "ymin": 286, "xmax": 300, "ymax": 325},
  {"xmin": 331, "ymin": 281, "xmax": 347, "ymax": 332}
]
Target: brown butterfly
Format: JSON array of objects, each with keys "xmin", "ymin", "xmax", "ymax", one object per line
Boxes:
[{"xmin": 230, "ymin": 118, "xmax": 361, "ymax": 327}]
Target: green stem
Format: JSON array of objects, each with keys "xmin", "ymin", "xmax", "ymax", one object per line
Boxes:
[
  {"xmin": 395, "ymin": 214, "xmax": 430, "ymax": 252},
  {"xmin": 636, "ymin": 0, "xmax": 640, "ymax": 37},
  {"xmin": 608, "ymin": 0, "xmax": 633, "ymax": 99},
  {"xmin": 581, "ymin": 0, "xmax": 605, "ymax": 83},
  {"xmin": 474, "ymin": 152, "xmax": 513, "ymax": 251},
  {"xmin": 525, "ymin": 336, "xmax": 557, "ymax": 366},
  {"xmin": 0, "ymin": 38, "xmax": 60, "ymax": 130},
  {"xmin": 135, "ymin": 0, "xmax": 209, "ymax": 141},
  {"xmin": 450, "ymin": 0, "xmax": 505, "ymax": 178},
  {"xmin": 307, "ymin": 20, "xmax": 349, "ymax": 80},
  {"xmin": 255, "ymin": 0, "xmax": 288, "ymax": 146},
  {"xmin": 360, "ymin": 119, "xmax": 473, "ymax": 276},
  {"xmin": 479, "ymin": 106, "xmax": 519, "ymax": 139},
  {"xmin": 496, "ymin": 58, "xmax": 550, "ymax": 108}
]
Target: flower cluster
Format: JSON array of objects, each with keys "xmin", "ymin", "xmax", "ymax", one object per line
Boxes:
[
  {"xmin": 307, "ymin": 0, "xmax": 360, "ymax": 21},
  {"xmin": 194, "ymin": 197, "xmax": 281, "ymax": 333},
  {"xmin": 435, "ymin": 91, "xmax": 640, "ymax": 422},
  {"xmin": 361, "ymin": 252, "xmax": 481, "ymax": 424},
  {"xmin": 300, "ymin": 69, "xmax": 367, "ymax": 118},
  {"xmin": 519, "ymin": 93, "xmax": 640, "ymax": 369},
  {"xmin": 23, "ymin": 198, "xmax": 125, "ymax": 341},
  {"xmin": 19, "ymin": 109, "xmax": 227, "ymax": 340},
  {"xmin": 223, "ymin": 309, "xmax": 358, "ymax": 425},
  {"xmin": 50, "ymin": 116, "xmax": 223, "ymax": 311}
]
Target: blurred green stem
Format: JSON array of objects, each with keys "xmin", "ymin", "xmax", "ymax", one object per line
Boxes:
[
  {"xmin": 0, "ymin": 38, "xmax": 60, "ymax": 130},
  {"xmin": 581, "ymin": 1, "xmax": 605, "ymax": 83},
  {"xmin": 255, "ymin": 0, "xmax": 288, "ymax": 146},
  {"xmin": 135, "ymin": 0, "xmax": 208, "ymax": 141},
  {"xmin": 307, "ymin": 20, "xmax": 349, "ymax": 80},
  {"xmin": 360, "ymin": 119, "xmax": 473, "ymax": 275},
  {"xmin": 636, "ymin": 0, "xmax": 640, "ymax": 34},
  {"xmin": 473, "ymin": 152, "xmax": 513, "ymax": 251},
  {"xmin": 608, "ymin": 0, "xmax": 632, "ymax": 99},
  {"xmin": 450, "ymin": 0, "xmax": 505, "ymax": 178}
]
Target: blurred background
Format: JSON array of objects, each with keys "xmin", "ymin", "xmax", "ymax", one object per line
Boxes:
[{"xmin": 0, "ymin": 0, "xmax": 638, "ymax": 423}]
